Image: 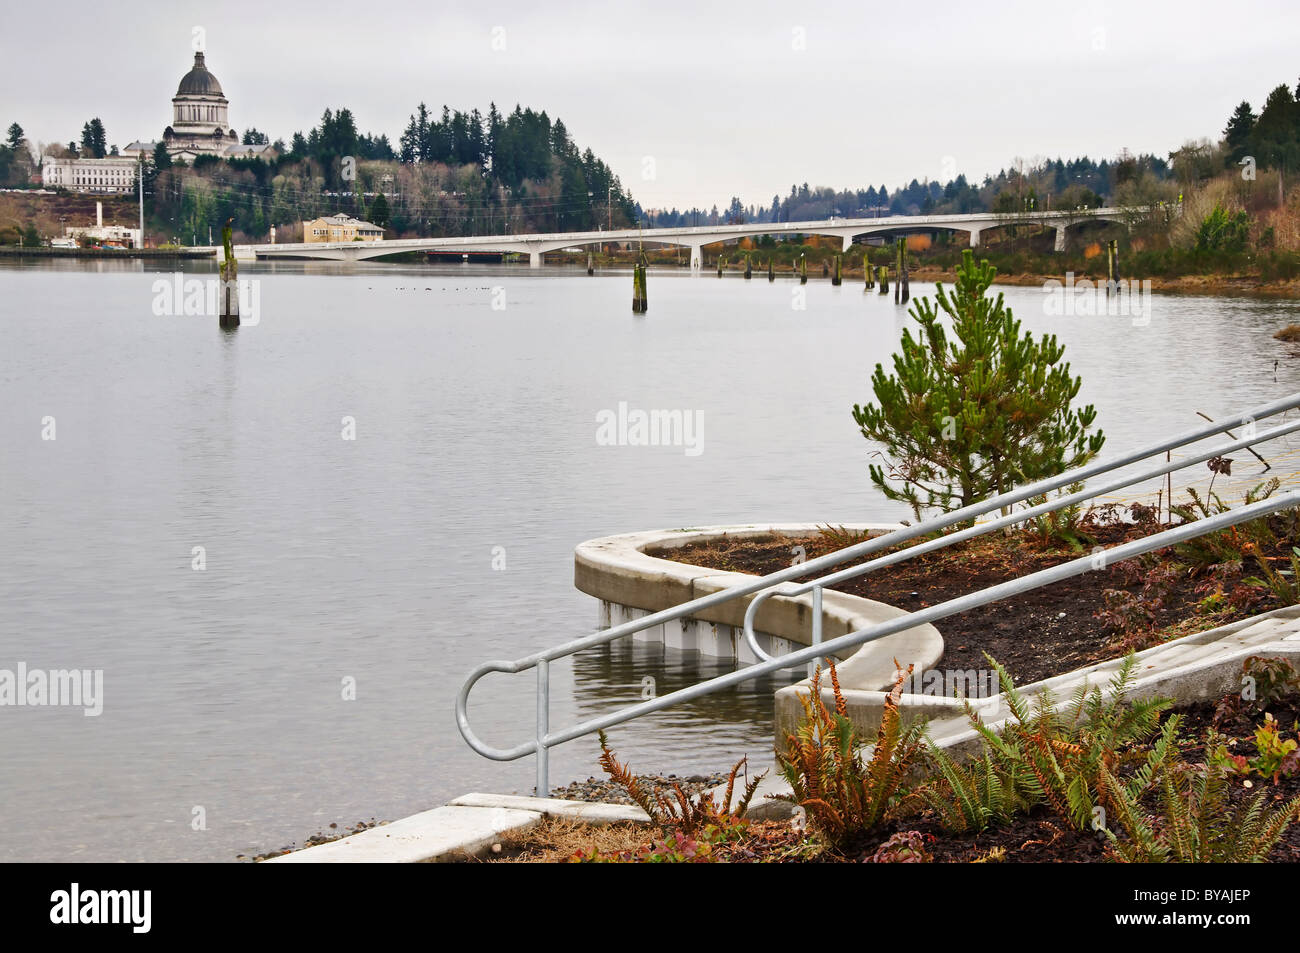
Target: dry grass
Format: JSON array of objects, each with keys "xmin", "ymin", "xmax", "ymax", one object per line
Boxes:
[
  {"xmin": 1275, "ymin": 324, "xmax": 1300, "ymax": 342},
  {"xmin": 1170, "ymin": 176, "xmax": 1243, "ymax": 249},
  {"xmin": 477, "ymin": 816, "xmax": 649, "ymax": 863},
  {"xmin": 0, "ymin": 192, "xmax": 137, "ymax": 240}
]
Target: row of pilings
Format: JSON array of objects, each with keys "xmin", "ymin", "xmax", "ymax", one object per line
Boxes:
[{"xmin": 629, "ymin": 244, "xmax": 920, "ymax": 314}]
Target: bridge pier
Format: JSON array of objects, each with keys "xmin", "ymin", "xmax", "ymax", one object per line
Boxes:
[
  {"xmin": 1053, "ymin": 227, "xmax": 1066, "ymax": 253},
  {"xmin": 689, "ymin": 244, "xmax": 702, "ymax": 271},
  {"xmin": 529, "ymin": 250, "xmax": 542, "ymax": 268},
  {"xmin": 969, "ymin": 228, "xmax": 981, "ymax": 248}
]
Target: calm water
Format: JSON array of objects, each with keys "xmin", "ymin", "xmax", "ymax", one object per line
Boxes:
[{"xmin": 2, "ymin": 257, "xmax": 1299, "ymax": 862}]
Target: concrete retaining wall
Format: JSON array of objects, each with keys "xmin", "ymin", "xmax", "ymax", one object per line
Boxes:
[{"xmin": 574, "ymin": 524, "xmax": 945, "ymax": 691}]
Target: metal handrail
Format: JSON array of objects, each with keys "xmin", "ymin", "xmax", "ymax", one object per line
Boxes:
[
  {"xmin": 457, "ymin": 393, "xmax": 1300, "ymax": 794},
  {"xmin": 743, "ymin": 413, "xmax": 1300, "ymax": 671}
]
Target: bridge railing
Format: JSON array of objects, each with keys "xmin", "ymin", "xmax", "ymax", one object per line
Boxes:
[{"xmin": 457, "ymin": 393, "xmax": 1300, "ymax": 795}]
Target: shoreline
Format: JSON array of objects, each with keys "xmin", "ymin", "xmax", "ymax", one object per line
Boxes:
[{"xmin": 908, "ymin": 265, "xmax": 1300, "ymax": 298}]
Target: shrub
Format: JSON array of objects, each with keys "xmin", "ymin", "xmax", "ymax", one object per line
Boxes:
[
  {"xmin": 1194, "ymin": 204, "xmax": 1251, "ymax": 253},
  {"xmin": 852, "ymin": 250, "xmax": 1104, "ymax": 521}
]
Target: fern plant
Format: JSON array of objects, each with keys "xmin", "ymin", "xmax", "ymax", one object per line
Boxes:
[
  {"xmin": 1171, "ymin": 478, "xmax": 1283, "ymax": 571},
  {"xmin": 1023, "ymin": 482, "xmax": 1094, "ymax": 552},
  {"xmin": 921, "ymin": 726, "xmax": 1035, "ymax": 833},
  {"xmin": 925, "ymin": 654, "xmax": 1174, "ymax": 832},
  {"xmin": 596, "ymin": 731, "xmax": 763, "ymax": 836},
  {"xmin": 1242, "ymin": 544, "xmax": 1300, "ymax": 606},
  {"xmin": 776, "ymin": 664, "xmax": 927, "ymax": 843},
  {"xmin": 1103, "ymin": 761, "xmax": 1300, "ymax": 862}
]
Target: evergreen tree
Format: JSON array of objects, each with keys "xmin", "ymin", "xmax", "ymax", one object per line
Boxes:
[
  {"xmin": 6, "ymin": 123, "xmax": 23, "ymax": 150},
  {"xmin": 369, "ymin": 192, "xmax": 390, "ymax": 228},
  {"xmin": 1223, "ymin": 101, "xmax": 1257, "ymax": 164},
  {"xmin": 79, "ymin": 118, "xmax": 107, "ymax": 158},
  {"xmin": 852, "ymin": 251, "xmax": 1104, "ymax": 520},
  {"xmin": 1251, "ymin": 84, "xmax": 1298, "ymax": 171}
]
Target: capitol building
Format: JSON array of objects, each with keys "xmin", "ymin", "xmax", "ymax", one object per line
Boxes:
[
  {"xmin": 161, "ymin": 51, "xmax": 240, "ymax": 160},
  {"xmin": 123, "ymin": 50, "xmax": 274, "ymax": 164}
]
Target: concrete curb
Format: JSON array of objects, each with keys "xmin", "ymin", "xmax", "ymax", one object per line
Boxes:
[
  {"xmin": 262, "ymin": 805, "xmax": 543, "ymax": 864},
  {"xmin": 261, "ymin": 795, "xmax": 653, "ymax": 863}
]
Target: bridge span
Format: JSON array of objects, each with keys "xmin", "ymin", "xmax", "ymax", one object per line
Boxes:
[{"xmin": 224, "ymin": 206, "xmax": 1152, "ymax": 267}]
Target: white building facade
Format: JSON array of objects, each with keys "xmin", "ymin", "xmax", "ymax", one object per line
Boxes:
[{"xmin": 41, "ymin": 155, "xmax": 138, "ymax": 193}]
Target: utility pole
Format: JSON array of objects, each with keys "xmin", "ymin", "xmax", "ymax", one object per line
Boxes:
[
  {"xmin": 138, "ymin": 154, "xmax": 144, "ymax": 249},
  {"xmin": 607, "ymin": 186, "xmax": 613, "ymax": 232}
]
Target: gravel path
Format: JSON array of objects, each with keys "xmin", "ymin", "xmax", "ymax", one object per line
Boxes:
[{"xmin": 548, "ymin": 772, "xmax": 729, "ymax": 805}]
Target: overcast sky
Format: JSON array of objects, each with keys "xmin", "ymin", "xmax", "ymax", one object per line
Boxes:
[{"xmin": 5, "ymin": 0, "xmax": 1298, "ymax": 210}]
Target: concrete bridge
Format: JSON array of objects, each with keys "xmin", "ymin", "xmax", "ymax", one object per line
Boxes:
[{"xmin": 226, "ymin": 207, "xmax": 1151, "ymax": 267}]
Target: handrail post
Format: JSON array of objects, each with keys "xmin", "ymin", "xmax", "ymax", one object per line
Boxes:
[
  {"xmin": 536, "ymin": 659, "xmax": 550, "ymax": 796},
  {"xmin": 809, "ymin": 586, "xmax": 822, "ymax": 679}
]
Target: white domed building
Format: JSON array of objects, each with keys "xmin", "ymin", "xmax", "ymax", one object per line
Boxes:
[
  {"xmin": 162, "ymin": 52, "xmax": 239, "ymax": 161},
  {"xmin": 120, "ymin": 51, "xmax": 276, "ymax": 165}
]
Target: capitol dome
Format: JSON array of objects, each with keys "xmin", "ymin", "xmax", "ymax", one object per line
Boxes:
[
  {"xmin": 163, "ymin": 50, "xmax": 237, "ymax": 160},
  {"xmin": 175, "ymin": 52, "xmax": 224, "ymax": 97}
]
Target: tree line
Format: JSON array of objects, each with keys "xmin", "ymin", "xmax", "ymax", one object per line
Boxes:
[{"xmin": 644, "ymin": 154, "xmax": 1172, "ymax": 229}]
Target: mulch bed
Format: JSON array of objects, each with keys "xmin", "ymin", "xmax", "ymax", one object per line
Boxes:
[{"xmin": 661, "ymin": 518, "xmax": 1286, "ymax": 689}]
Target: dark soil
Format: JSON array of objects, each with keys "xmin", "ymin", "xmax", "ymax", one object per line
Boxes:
[
  {"xmin": 839, "ymin": 807, "xmax": 1113, "ymax": 863},
  {"xmin": 662, "ymin": 520, "xmax": 1284, "ymax": 690}
]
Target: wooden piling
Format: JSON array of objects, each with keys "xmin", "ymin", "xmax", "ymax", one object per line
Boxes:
[
  {"xmin": 587, "ymin": 251, "xmax": 594, "ymax": 276},
  {"xmin": 894, "ymin": 239, "xmax": 902, "ymax": 304},
  {"xmin": 767, "ymin": 258, "xmax": 774, "ymax": 282},
  {"xmin": 879, "ymin": 265, "xmax": 889, "ymax": 294},
  {"xmin": 744, "ymin": 254, "xmax": 752, "ymax": 279},
  {"xmin": 864, "ymin": 253, "xmax": 873, "ymax": 290},
  {"xmin": 831, "ymin": 254, "xmax": 842, "ymax": 286},
  {"xmin": 799, "ymin": 255, "xmax": 807, "ymax": 285},
  {"xmin": 900, "ymin": 240, "xmax": 910, "ymax": 305},
  {"xmin": 219, "ymin": 220, "xmax": 239, "ymax": 329}
]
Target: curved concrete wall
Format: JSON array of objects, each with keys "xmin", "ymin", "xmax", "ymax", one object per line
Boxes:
[{"xmin": 573, "ymin": 524, "xmax": 944, "ymax": 691}]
